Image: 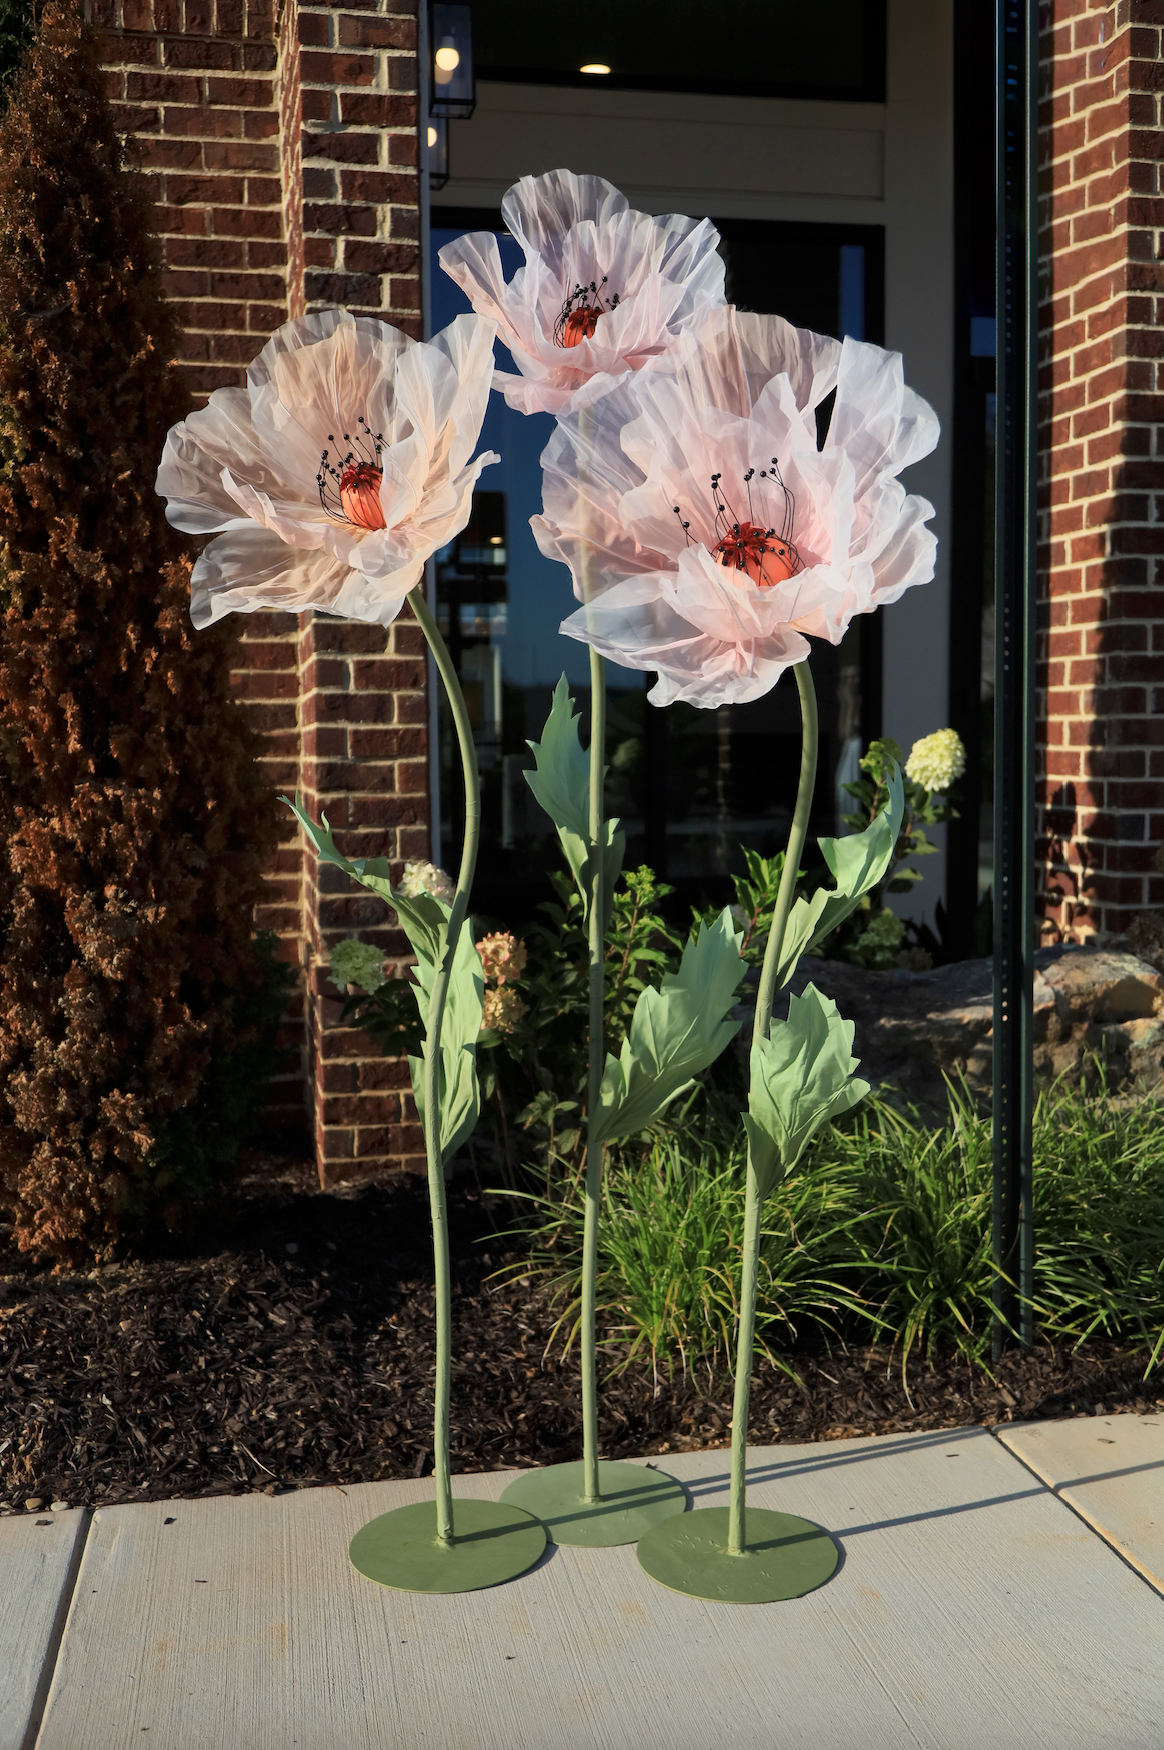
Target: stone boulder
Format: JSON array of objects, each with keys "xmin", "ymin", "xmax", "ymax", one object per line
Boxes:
[{"xmin": 772, "ymin": 945, "xmax": 1164, "ymax": 1113}]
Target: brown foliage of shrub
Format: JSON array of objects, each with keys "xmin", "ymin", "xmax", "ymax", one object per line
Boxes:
[{"xmin": 0, "ymin": 5, "xmax": 282, "ymax": 1262}]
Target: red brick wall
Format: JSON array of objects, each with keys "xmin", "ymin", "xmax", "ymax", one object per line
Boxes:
[
  {"xmin": 276, "ymin": 0, "xmax": 305, "ymax": 319},
  {"xmin": 98, "ymin": 0, "xmax": 286, "ymax": 400},
  {"xmin": 280, "ymin": 0, "xmax": 427, "ymax": 1181},
  {"xmin": 97, "ymin": 0, "xmax": 429, "ymax": 1178},
  {"xmin": 295, "ymin": 0, "xmax": 420, "ymax": 328},
  {"xmin": 295, "ymin": 610, "xmax": 429, "ymax": 1181},
  {"xmin": 1037, "ymin": 0, "xmax": 1164, "ymax": 940}
]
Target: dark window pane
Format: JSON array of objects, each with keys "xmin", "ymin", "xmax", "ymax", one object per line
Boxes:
[{"xmin": 473, "ymin": 0, "xmax": 887, "ymax": 103}]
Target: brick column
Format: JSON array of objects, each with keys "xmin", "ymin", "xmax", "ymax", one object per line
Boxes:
[
  {"xmin": 295, "ymin": 0, "xmax": 420, "ymax": 330},
  {"xmin": 275, "ymin": 0, "xmax": 305, "ymax": 319},
  {"xmin": 296, "ymin": 610, "xmax": 429, "ymax": 1183},
  {"xmin": 98, "ymin": 0, "xmax": 431, "ymax": 1180},
  {"xmin": 98, "ymin": 0, "xmax": 285, "ymax": 399},
  {"xmin": 1038, "ymin": 0, "xmax": 1164, "ymax": 941},
  {"xmin": 99, "ymin": 0, "xmax": 310, "ymax": 1146},
  {"xmin": 284, "ymin": 0, "xmax": 428, "ymax": 1182}
]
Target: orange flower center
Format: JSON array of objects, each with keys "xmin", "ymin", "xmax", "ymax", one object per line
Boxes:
[
  {"xmin": 714, "ymin": 521, "xmax": 798, "ymax": 588},
  {"xmin": 674, "ymin": 462, "xmax": 803, "ymax": 589},
  {"xmin": 317, "ymin": 417, "xmax": 386, "ymax": 529},
  {"xmin": 554, "ymin": 276, "xmax": 620, "ymax": 348},
  {"xmin": 338, "ymin": 461, "xmax": 386, "ymax": 530},
  {"xmin": 559, "ymin": 306, "xmax": 602, "ymax": 348}
]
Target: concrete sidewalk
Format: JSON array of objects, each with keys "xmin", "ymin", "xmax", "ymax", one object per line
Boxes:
[{"xmin": 5, "ymin": 1418, "xmax": 1162, "ymax": 1750}]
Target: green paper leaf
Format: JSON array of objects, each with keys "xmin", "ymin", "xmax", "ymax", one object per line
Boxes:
[
  {"xmin": 284, "ymin": 792, "xmax": 481, "ymax": 1164},
  {"xmin": 408, "ymin": 914, "xmax": 484, "ymax": 1163},
  {"xmin": 745, "ymin": 983, "xmax": 870, "ymax": 1200},
  {"xmin": 524, "ymin": 676, "xmax": 625, "ymax": 929},
  {"xmin": 283, "ymin": 793, "xmax": 447, "ymax": 965},
  {"xmin": 774, "ymin": 765, "xmax": 906, "ymax": 986},
  {"xmin": 593, "ymin": 909, "xmax": 744, "ymax": 1145}
]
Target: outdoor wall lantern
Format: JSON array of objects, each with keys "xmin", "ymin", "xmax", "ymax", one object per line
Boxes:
[{"xmin": 429, "ymin": 3, "xmax": 475, "ymax": 121}]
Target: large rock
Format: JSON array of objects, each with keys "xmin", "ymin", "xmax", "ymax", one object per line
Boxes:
[{"xmin": 774, "ymin": 945, "xmax": 1164, "ymax": 1112}]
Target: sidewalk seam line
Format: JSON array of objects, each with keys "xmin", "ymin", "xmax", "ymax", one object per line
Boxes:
[
  {"xmin": 21, "ymin": 1508, "xmax": 93, "ymax": 1750},
  {"xmin": 987, "ymin": 1426, "xmax": 1164, "ymax": 1601}
]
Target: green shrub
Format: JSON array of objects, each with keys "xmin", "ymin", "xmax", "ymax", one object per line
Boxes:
[
  {"xmin": 0, "ymin": 6, "xmax": 282, "ymax": 1262},
  {"xmin": 1030, "ymin": 1079, "xmax": 1164, "ymax": 1363},
  {"xmin": 833, "ymin": 1088, "xmax": 1000, "ymax": 1368},
  {"xmin": 501, "ymin": 1093, "xmax": 874, "ymax": 1382},
  {"xmin": 498, "ymin": 1074, "xmax": 1164, "ymax": 1379}
]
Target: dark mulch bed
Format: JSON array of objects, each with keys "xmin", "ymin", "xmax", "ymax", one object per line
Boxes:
[{"xmin": 2, "ymin": 1154, "xmax": 1160, "ymax": 1514}]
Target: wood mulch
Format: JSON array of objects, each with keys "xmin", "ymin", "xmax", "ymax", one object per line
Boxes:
[{"xmin": 1, "ymin": 1153, "xmax": 1159, "ymax": 1515}]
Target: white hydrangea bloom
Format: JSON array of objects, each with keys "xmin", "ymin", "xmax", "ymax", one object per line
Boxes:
[
  {"xmin": 398, "ymin": 860, "xmax": 456, "ymax": 904},
  {"xmin": 905, "ymin": 728, "xmax": 966, "ymax": 794},
  {"xmin": 329, "ymin": 938, "xmax": 386, "ymax": 994}
]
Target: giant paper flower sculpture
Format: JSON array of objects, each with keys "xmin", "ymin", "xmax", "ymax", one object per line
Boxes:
[
  {"xmin": 438, "ymin": 169, "xmax": 726, "ymax": 417},
  {"xmin": 532, "ymin": 306, "xmax": 940, "ymax": 707},
  {"xmin": 156, "ymin": 308, "xmax": 498, "ymax": 629}
]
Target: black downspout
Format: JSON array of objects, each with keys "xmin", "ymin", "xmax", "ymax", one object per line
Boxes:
[{"xmin": 993, "ymin": 0, "xmax": 1038, "ymax": 1359}]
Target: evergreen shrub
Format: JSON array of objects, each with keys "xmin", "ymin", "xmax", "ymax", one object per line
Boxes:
[{"xmin": 0, "ymin": 4, "xmax": 282, "ymax": 1261}]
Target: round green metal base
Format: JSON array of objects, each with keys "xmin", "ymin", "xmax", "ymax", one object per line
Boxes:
[
  {"xmin": 500, "ymin": 1459, "xmax": 688, "ymax": 1547},
  {"xmin": 349, "ymin": 1498, "xmax": 546, "ymax": 1595},
  {"xmin": 636, "ymin": 1506, "xmax": 839, "ymax": 1604}
]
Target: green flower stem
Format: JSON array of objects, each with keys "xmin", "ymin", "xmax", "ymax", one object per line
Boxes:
[
  {"xmin": 409, "ymin": 583, "xmax": 481, "ymax": 1546},
  {"xmin": 581, "ymin": 643, "xmax": 607, "ymax": 1504},
  {"xmin": 728, "ymin": 660, "xmax": 818, "ymax": 1558},
  {"xmin": 573, "ymin": 402, "xmax": 607, "ymax": 1507}
]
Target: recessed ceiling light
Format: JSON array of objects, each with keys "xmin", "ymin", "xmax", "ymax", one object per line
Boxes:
[{"xmin": 580, "ymin": 63, "xmax": 611, "ymax": 75}]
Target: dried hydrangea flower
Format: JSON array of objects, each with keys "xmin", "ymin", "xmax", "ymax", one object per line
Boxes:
[
  {"xmin": 398, "ymin": 860, "xmax": 456, "ymax": 904},
  {"xmin": 482, "ymin": 985, "xmax": 528, "ymax": 1036},
  {"xmin": 475, "ymin": 931, "xmax": 528, "ymax": 987}
]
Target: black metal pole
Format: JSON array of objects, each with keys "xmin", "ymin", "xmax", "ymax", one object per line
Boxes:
[{"xmin": 993, "ymin": 0, "xmax": 1037, "ymax": 1360}]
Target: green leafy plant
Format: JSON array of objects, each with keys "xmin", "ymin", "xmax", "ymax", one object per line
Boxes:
[
  {"xmin": 821, "ymin": 732, "xmax": 964, "ymax": 969},
  {"xmin": 504, "ymin": 1066, "xmax": 1164, "ymax": 1385},
  {"xmin": 841, "ymin": 1087, "xmax": 1000, "ymax": 1375},
  {"xmin": 338, "ymin": 965, "xmax": 426, "ymax": 1061},
  {"xmin": 506, "ymin": 1096, "xmax": 877, "ymax": 1382},
  {"xmin": 692, "ymin": 846, "xmax": 799, "ymax": 967}
]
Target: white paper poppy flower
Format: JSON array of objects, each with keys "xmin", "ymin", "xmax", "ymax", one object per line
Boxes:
[
  {"xmin": 156, "ymin": 309, "xmax": 499, "ymax": 629},
  {"xmin": 532, "ymin": 306, "xmax": 940, "ymax": 708},
  {"xmin": 437, "ymin": 168, "xmax": 726, "ymax": 418}
]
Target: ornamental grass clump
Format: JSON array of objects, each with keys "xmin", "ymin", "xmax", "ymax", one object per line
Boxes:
[{"xmin": 0, "ymin": 5, "xmax": 280, "ymax": 1263}]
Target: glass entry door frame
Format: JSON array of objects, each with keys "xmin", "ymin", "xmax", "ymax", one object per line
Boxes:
[{"xmin": 426, "ymin": 211, "xmax": 886, "ymax": 927}]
